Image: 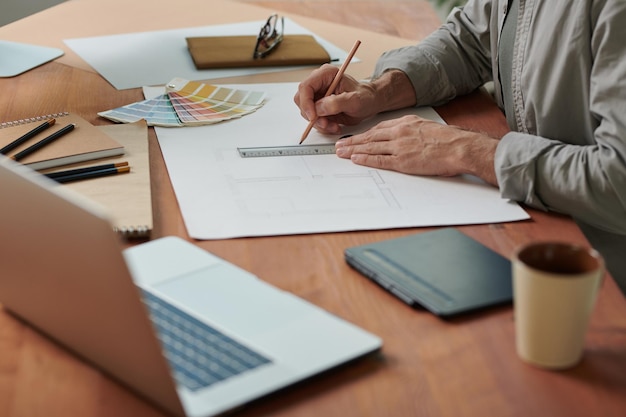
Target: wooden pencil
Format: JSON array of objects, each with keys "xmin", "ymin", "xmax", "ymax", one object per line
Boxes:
[
  {"xmin": 299, "ymin": 40, "xmax": 361, "ymax": 144},
  {"xmin": 48, "ymin": 164, "xmax": 131, "ymax": 183}
]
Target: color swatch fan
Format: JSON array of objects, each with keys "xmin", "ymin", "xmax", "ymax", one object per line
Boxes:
[
  {"xmin": 166, "ymin": 77, "xmax": 267, "ymax": 125},
  {"xmin": 98, "ymin": 78, "xmax": 266, "ymax": 127},
  {"xmin": 100, "ymin": 94, "xmax": 182, "ymax": 127}
]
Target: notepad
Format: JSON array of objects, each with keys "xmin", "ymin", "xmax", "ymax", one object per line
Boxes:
[
  {"xmin": 48, "ymin": 120, "xmax": 153, "ymax": 239},
  {"xmin": 0, "ymin": 112, "xmax": 124, "ymax": 170},
  {"xmin": 345, "ymin": 228, "xmax": 513, "ymax": 317},
  {"xmin": 186, "ymin": 34, "xmax": 330, "ymax": 69}
]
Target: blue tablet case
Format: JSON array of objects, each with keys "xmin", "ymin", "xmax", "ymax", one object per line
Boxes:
[{"xmin": 344, "ymin": 228, "xmax": 512, "ymax": 317}]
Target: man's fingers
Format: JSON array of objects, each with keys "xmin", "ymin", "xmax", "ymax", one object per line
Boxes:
[{"xmin": 350, "ymin": 153, "xmax": 394, "ymax": 170}]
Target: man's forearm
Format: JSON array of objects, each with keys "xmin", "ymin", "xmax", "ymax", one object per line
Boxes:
[{"xmin": 370, "ymin": 69, "xmax": 417, "ymax": 114}]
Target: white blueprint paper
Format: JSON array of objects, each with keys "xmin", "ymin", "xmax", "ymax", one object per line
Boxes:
[
  {"xmin": 64, "ymin": 19, "xmax": 352, "ymax": 90},
  {"xmin": 147, "ymin": 83, "xmax": 530, "ymax": 239}
]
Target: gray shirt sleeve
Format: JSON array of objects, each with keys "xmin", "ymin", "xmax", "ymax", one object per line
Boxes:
[
  {"xmin": 373, "ymin": 0, "xmax": 626, "ymax": 235},
  {"xmin": 495, "ymin": 2, "xmax": 626, "ymax": 234},
  {"xmin": 372, "ymin": 0, "xmax": 495, "ymax": 107}
]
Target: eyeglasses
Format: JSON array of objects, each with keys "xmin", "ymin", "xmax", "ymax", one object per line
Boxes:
[{"xmin": 253, "ymin": 14, "xmax": 284, "ymax": 59}]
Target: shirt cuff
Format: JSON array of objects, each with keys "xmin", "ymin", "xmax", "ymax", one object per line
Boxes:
[
  {"xmin": 373, "ymin": 46, "xmax": 456, "ymax": 107},
  {"xmin": 495, "ymin": 131, "xmax": 550, "ymax": 211}
]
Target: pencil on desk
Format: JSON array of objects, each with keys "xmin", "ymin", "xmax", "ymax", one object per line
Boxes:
[
  {"xmin": 46, "ymin": 163, "xmax": 131, "ymax": 183},
  {"xmin": 299, "ymin": 40, "xmax": 361, "ymax": 145},
  {"xmin": 45, "ymin": 161, "xmax": 129, "ymax": 179},
  {"xmin": 10, "ymin": 123, "xmax": 75, "ymax": 162},
  {"xmin": 0, "ymin": 118, "xmax": 56, "ymax": 155}
]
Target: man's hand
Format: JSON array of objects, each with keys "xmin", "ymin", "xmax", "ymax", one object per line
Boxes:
[
  {"xmin": 294, "ymin": 68, "xmax": 417, "ymax": 135},
  {"xmin": 335, "ymin": 115, "xmax": 499, "ymax": 186}
]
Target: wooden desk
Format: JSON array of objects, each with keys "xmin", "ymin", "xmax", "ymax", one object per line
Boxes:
[{"xmin": 1, "ymin": 1, "xmax": 625, "ymax": 416}]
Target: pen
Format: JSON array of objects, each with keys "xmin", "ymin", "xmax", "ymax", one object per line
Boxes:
[
  {"xmin": 47, "ymin": 164, "xmax": 131, "ymax": 184},
  {"xmin": 10, "ymin": 123, "xmax": 76, "ymax": 162},
  {"xmin": 0, "ymin": 118, "xmax": 56, "ymax": 155},
  {"xmin": 299, "ymin": 40, "xmax": 361, "ymax": 144},
  {"xmin": 45, "ymin": 161, "xmax": 129, "ymax": 179}
]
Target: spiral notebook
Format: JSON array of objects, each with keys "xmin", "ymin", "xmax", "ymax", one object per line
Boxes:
[
  {"xmin": 1, "ymin": 113, "xmax": 151, "ymax": 239},
  {"xmin": 0, "ymin": 112, "xmax": 124, "ymax": 170},
  {"xmin": 47, "ymin": 120, "xmax": 153, "ymax": 239}
]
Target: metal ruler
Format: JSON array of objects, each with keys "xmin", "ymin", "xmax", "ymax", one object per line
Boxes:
[{"xmin": 237, "ymin": 143, "xmax": 336, "ymax": 158}]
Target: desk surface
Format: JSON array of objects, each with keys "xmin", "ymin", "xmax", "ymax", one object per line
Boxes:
[{"xmin": 1, "ymin": 1, "xmax": 625, "ymax": 416}]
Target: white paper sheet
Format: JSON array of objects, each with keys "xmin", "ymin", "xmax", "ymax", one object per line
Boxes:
[
  {"xmin": 147, "ymin": 83, "xmax": 529, "ymax": 240},
  {"xmin": 64, "ymin": 19, "xmax": 352, "ymax": 90}
]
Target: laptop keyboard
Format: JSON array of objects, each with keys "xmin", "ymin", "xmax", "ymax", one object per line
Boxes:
[{"xmin": 140, "ymin": 289, "xmax": 272, "ymax": 392}]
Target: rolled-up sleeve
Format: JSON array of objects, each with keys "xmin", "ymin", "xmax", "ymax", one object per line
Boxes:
[{"xmin": 372, "ymin": 0, "xmax": 495, "ymax": 106}]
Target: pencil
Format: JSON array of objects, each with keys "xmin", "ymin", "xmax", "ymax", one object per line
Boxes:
[
  {"xmin": 299, "ymin": 40, "xmax": 361, "ymax": 144},
  {"xmin": 45, "ymin": 161, "xmax": 129, "ymax": 179},
  {"xmin": 11, "ymin": 123, "xmax": 76, "ymax": 162},
  {"xmin": 0, "ymin": 118, "xmax": 56, "ymax": 155},
  {"xmin": 48, "ymin": 165, "xmax": 131, "ymax": 184}
]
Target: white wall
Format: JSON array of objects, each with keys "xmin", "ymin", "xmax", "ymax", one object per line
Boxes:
[{"xmin": 0, "ymin": 0, "xmax": 66, "ymax": 27}]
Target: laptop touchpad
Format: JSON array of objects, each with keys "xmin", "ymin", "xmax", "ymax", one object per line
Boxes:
[{"xmin": 152, "ymin": 265, "xmax": 310, "ymax": 339}]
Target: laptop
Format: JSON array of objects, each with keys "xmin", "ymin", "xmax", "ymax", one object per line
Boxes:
[{"xmin": 0, "ymin": 159, "xmax": 382, "ymax": 417}]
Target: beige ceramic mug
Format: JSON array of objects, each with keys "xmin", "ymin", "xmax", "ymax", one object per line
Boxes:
[{"xmin": 512, "ymin": 242, "xmax": 604, "ymax": 370}]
